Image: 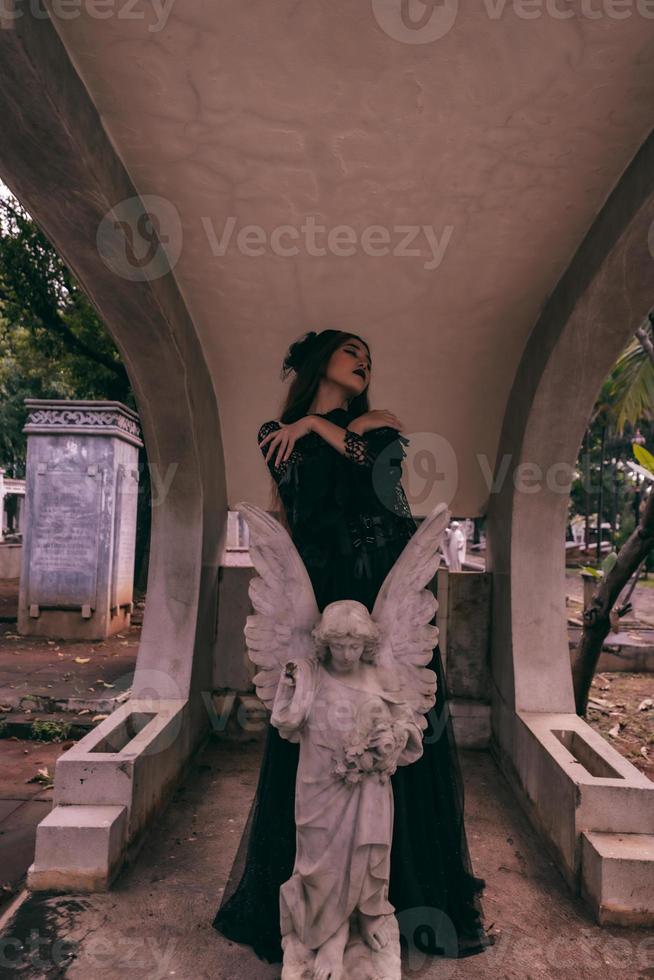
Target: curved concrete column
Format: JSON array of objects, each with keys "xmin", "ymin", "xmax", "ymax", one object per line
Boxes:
[
  {"xmin": 0, "ymin": 8, "xmax": 227, "ymax": 886},
  {"xmin": 488, "ymin": 130, "xmax": 654, "ymax": 717},
  {"xmin": 486, "ymin": 132, "xmax": 654, "ymax": 923}
]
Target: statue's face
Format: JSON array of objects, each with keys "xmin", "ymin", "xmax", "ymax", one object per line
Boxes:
[{"xmin": 328, "ymin": 636, "xmax": 365, "ymax": 673}]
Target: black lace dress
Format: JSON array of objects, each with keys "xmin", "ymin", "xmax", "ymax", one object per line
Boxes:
[{"xmin": 212, "ymin": 406, "xmax": 491, "ymax": 962}]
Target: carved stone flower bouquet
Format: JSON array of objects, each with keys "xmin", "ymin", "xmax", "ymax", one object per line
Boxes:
[{"xmin": 333, "ymin": 701, "xmax": 414, "ymax": 786}]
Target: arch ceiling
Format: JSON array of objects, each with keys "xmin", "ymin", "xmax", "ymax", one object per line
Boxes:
[{"xmin": 44, "ymin": 1, "xmax": 654, "ymax": 515}]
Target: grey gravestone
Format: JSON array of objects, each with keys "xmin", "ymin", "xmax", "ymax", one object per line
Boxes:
[{"xmin": 18, "ymin": 400, "xmax": 143, "ymax": 639}]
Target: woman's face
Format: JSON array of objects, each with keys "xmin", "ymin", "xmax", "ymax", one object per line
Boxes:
[{"xmin": 324, "ymin": 337, "xmax": 371, "ymax": 398}]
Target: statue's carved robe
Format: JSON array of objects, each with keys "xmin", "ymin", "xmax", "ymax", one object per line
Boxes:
[{"xmin": 271, "ymin": 658, "xmax": 423, "ymax": 950}]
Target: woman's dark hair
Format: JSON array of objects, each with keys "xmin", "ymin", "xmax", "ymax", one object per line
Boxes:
[
  {"xmin": 277, "ymin": 328, "xmax": 371, "ymax": 423},
  {"xmin": 266, "ymin": 329, "xmax": 372, "ymax": 524}
]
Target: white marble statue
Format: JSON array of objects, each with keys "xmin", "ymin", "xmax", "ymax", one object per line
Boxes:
[
  {"xmin": 445, "ymin": 520, "xmax": 466, "ymax": 571},
  {"xmin": 235, "ymin": 500, "xmax": 451, "ymax": 980}
]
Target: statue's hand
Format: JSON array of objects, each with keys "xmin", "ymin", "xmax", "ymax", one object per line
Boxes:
[{"xmin": 283, "ymin": 661, "xmax": 298, "ymax": 687}]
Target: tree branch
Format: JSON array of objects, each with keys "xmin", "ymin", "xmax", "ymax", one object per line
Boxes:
[{"xmin": 572, "ymin": 485, "xmax": 654, "ymax": 714}]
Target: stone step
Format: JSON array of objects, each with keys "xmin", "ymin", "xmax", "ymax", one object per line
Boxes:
[
  {"xmin": 581, "ymin": 830, "xmax": 654, "ymax": 926},
  {"xmin": 28, "ymin": 804, "xmax": 127, "ymax": 891}
]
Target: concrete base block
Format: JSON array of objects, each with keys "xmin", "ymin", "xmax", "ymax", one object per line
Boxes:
[
  {"xmin": 450, "ymin": 699, "xmax": 491, "ymax": 748},
  {"xmin": 495, "ymin": 707, "xmax": 654, "ymax": 884},
  {"xmin": 581, "ymin": 831, "xmax": 654, "ymax": 927},
  {"xmin": 27, "ymin": 699, "xmax": 199, "ymax": 894},
  {"xmin": 28, "ymin": 804, "xmax": 127, "ymax": 891},
  {"xmin": 0, "ymin": 544, "xmax": 21, "ymax": 578}
]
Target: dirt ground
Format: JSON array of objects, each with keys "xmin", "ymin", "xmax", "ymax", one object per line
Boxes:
[
  {"xmin": 0, "ymin": 598, "xmax": 142, "ymax": 718},
  {"xmin": 586, "ymin": 672, "xmax": 654, "ymax": 780},
  {"xmin": 564, "ymin": 569, "xmax": 654, "ymax": 781}
]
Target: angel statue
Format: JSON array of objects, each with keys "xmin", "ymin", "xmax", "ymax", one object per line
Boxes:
[{"xmin": 235, "ymin": 500, "xmax": 450, "ymax": 980}]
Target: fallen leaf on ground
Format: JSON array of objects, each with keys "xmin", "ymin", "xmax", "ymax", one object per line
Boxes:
[{"xmin": 26, "ymin": 767, "xmax": 51, "ymax": 785}]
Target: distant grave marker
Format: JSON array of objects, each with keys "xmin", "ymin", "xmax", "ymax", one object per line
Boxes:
[{"xmin": 18, "ymin": 400, "xmax": 143, "ymax": 639}]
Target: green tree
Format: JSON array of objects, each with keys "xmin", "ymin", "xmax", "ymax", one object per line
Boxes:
[
  {"xmin": 0, "ymin": 190, "xmax": 149, "ymax": 590},
  {"xmin": 0, "ymin": 194, "xmax": 131, "ymax": 476},
  {"xmin": 571, "ymin": 313, "xmax": 654, "ymax": 714}
]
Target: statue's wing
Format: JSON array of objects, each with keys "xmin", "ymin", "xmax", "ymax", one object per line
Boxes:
[
  {"xmin": 235, "ymin": 501, "xmax": 320, "ymax": 711},
  {"xmin": 372, "ymin": 502, "xmax": 451, "ymax": 731}
]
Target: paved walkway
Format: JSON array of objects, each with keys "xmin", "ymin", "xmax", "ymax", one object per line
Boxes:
[
  {"xmin": 0, "ymin": 740, "xmax": 59, "ymax": 907},
  {"xmin": 1, "ymin": 737, "xmax": 652, "ymax": 979}
]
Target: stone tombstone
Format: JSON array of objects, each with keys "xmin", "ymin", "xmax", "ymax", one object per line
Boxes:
[
  {"xmin": 438, "ymin": 568, "xmax": 492, "ymax": 701},
  {"xmin": 18, "ymin": 400, "xmax": 143, "ymax": 639}
]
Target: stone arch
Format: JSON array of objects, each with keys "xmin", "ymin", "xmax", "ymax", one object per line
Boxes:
[
  {"xmin": 0, "ymin": 12, "xmax": 227, "ymax": 741},
  {"xmin": 488, "ymin": 130, "xmax": 654, "ymax": 719},
  {"xmin": 485, "ymin": 132, "xmax": 654, "ymax": 918}
]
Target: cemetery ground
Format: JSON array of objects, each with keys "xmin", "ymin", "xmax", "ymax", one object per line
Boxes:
[
  {"xmin": 1, "ymin": 737, "xmax": 653, "ymax": 979},
  {"xmin": 565, "ymin": 568, "xmax": 654, "ymax": 782},
  {"xmin": 0, "ymin": 577, "xmax": 141, "ymax": 912},
  {"xmin": 0, "ymin": 572, "xmax": 651, "ymax": 977}
]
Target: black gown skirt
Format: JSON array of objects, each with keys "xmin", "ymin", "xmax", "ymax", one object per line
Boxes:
[{"xmin": 212, "ymin": 409, "xmax": 492, "ymax": 962}]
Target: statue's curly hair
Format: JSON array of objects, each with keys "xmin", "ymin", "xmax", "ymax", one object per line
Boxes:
[{"xmin": 311, "ymin": 600, "xmax": 382, "ymax": 665}]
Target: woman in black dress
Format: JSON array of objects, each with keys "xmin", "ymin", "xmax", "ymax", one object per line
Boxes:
[{"xmin": 212, "ymin": 328, "xmax": 491, "ymax": 963}]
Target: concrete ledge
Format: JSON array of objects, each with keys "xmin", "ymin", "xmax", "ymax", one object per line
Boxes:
[
  {"xmin": 28, "ymin": 804, "xmax": 127, "ymax": 892},
  {"xmin": 52, "ymin": 699, "xmax": 189, "ymax": 838},
  {"xmin": 582, "ymin": 831, "xmax": 654, "ymax": 926},
  {"xmin": 28, "ymin": 699, "xmax": 194, "ymax": 892},
  {"xmin": 493, "ymin": 701, "xmax": 654, "ymax": 921}
]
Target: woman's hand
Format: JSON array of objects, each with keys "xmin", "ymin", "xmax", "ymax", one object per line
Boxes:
[
  {"xmin": 347, "ymin": 409, "xmax": 404, "ymax": 436},
  {"xmin": 259, "ymin": 416, "xmax": 313, "ymax": 468}
]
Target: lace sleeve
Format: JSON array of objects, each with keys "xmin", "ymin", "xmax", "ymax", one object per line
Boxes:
[
  {"xmin": 343, "ymin": 428, "xmax": 374, "ymax": 466},
  {"xmin": 345, "ymin": 425, "xmax": 416, "ymax": 525},
  {"xmin": 257, "ymin": 420, "xmax": 302, "ymax": 484},
  {"xmin": 343, "ymin": 425, "xmax": 409, "ymax": 470}
]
